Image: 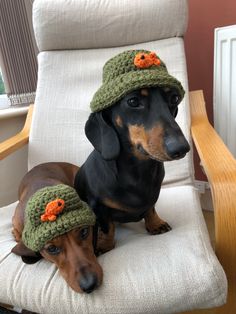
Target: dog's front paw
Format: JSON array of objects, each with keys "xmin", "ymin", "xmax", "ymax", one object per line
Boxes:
[
  {"xmin": 95, "ymin": 241, "xmax": 115, "ymax": 256},
  {"xmin": 95, "ymin": 236, "xmax": 115, "ymax": 256},
  {"xmin": 146, "ymin": 221, "xmax": 172, "ymax": 235},
  {"xmin": 144, "ymin": 208, "xmax": 172, "ymax": 235},
  {"xmin": 95, "ymin": 225, "xmax": 115, "ymax": 256}
]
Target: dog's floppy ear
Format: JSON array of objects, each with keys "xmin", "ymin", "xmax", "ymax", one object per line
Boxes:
[
  {"xmin": 85, "ymin": 112, "xmax": 120, "ymax": 160},
  {"xmin": 12, "ymin": 241, "xmax": 42, "ymax": 264}
]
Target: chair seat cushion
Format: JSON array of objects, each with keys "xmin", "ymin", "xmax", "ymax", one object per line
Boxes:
[{"xmin": 0, "ymin": 185, "xmax": 227, "ymax": 314}]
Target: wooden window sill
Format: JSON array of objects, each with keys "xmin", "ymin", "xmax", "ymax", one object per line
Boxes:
[{"xmin": 0, "ymin": 105, "xmax": 29, "ymax": 120}]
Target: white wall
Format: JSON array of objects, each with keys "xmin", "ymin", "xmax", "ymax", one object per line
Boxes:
[
  {"xmin": 0, "ymin": 114, "xmax": 28, "ymax": 206},
  {"xmin": 214, "ymin": 25, "xmax": 236, "ymax": 158}
]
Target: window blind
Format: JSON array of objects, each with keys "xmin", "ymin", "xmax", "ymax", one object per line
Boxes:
[{"xmin": 0, "ymin": 0, "xmax": 38, "ymax": 106}]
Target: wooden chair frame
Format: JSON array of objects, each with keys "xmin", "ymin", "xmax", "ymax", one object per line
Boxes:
[
  {"xmin": 0, "ymin": 92, "xmax": 235, "ymax": 313},
  {"xmin": 0, "ymin": 104, "xmax": 34, "ymax": 160}
]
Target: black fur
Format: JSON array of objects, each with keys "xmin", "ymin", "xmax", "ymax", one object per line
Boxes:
[{"xmin": 75, "ymin": 87, "xmax": 190, "ymax": 232}]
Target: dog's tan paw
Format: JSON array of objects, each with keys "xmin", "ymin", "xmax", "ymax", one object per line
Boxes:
[
  {"xmin": 146, "ymin": 221, "xmax": 172, "ymax": 235},
  {"xmin": 144, "ymin": 208, "xmax": 172, "ymax": 235}
]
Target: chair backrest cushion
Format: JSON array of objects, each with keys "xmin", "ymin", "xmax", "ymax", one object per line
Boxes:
[{"xmin": 33, "ymin": 0, "xmax": 188, "ymax": 51}]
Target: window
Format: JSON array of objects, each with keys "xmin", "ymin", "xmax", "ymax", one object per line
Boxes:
[
  {"xmin": 0, "ymin": 67, "xmax": 10, "ymax": 109},
  {"xmin": 0, "ymin": 68, "xmax": 5, "ymax": 95}
]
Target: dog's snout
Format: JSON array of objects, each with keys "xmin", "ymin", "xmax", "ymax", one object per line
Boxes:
[
  {"xmin": 79, "ymin": 272, "xmax": 98, "ymax": 294},
  {"xmin": 165, "ymin": 136, "xmax": 190, "ymax": 160}
]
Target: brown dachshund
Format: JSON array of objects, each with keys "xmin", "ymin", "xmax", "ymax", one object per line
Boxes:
[{"xmin": 11, "ymin": 162, "xmax": 103, "ymax": 294}]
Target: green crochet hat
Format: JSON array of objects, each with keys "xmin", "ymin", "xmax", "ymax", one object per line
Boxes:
[
  {"xmin": 22, "ymin": 184, "xmax": 95, "ymax": 252},
  {"xmin": 90, "ymin": 49, "xmax": 185, "ymax": 112}
]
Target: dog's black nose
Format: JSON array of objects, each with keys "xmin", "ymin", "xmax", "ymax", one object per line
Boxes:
[
  {"xmin": 165, "ymin": 136, "xmax": 190, "ymax": 160},
  {"xmin": 79, "ymin": 272, "xmax": 98, "ymax": 293}
]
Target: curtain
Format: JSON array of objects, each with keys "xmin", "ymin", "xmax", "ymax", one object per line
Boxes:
[{"xmin": 0, "ymin": 0, "xmax": 38, "ymax": 106}]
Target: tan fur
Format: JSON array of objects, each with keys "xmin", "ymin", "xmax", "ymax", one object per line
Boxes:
[
  {"xmin": 128, "ymin": 124, "xmax": 171, "ymax": 161},
  {"xmin": 115, "ymin": 115, "xmax": 123, "ymax": 128},
  {"xmin": 140, "ymin": 88, "xmax": 149, "ymax": 96},
  {"xmin": 41, "ymin": 226, "xmax": 103, "ymax": 292},
  {"xmin": 103, "ymin": 197, "xmax": 140, "ymax": 213},
  {"xmin": 128, "ymin": 124, "xmax": 148, "ymax": 147}
]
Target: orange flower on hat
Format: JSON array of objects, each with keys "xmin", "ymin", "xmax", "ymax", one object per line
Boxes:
[
  {"xmin": 134, "ymin": 51, "xmax": 161, "ymax": 69},
  {"xmin": 41, "ymin": 198, "xmax": 65, "ymax": 222}
]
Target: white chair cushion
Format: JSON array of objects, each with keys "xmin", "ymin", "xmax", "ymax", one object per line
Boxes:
[
  {"xmin": 29, "ymin": 37, "xmax": 194, "ymax": 187},
  {"xmin": 0, "ymin": 186, "xmax": 227, "ymax": 313},
  {"xmin": 33, "ymin": 0, "xmax": 188, "ymax": 51}
]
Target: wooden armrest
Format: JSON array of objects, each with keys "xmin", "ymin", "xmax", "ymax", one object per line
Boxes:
[
  {"xmin": 0, "ymin": 104, "xmax": 34, "ymax": 160},
  {"xmin": 190, "ymin": 90, "xmax": 236, "ymax": 312}
]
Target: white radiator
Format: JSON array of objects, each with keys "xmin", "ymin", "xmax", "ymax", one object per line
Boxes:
[{"xmin": 214, "ymin": 25, "xmax": 236, "ymax": 157}]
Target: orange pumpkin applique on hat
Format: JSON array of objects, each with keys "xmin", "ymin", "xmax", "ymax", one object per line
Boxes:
[
  {"xmin": 134, "ymin": 51, "xmax": 161, "ymax": 69},
  {"xmin": 40, "ymin": 199, "xmax": 65, "ymax": 222}
]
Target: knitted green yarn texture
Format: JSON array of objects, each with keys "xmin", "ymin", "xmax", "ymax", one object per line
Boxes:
[
  {"xmin": 22, "ymin": 184, "xmax": 95, "ymax": 252},
  {"xmin": 90, "ymin": 50, "xmax": 185, "ymax": 112}
]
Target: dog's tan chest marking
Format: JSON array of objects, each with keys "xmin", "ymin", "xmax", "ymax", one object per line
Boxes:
[
  {"xmin": 103, "ymin": 198, "xmax": 134, "ymax": 213},
  {"xmin": 103, "ymin": 198, "xmax": 127, "ymax": 211}
]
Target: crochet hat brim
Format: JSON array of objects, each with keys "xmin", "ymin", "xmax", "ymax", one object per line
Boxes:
[
  {"xmin": 22, "ymin": 202, "xmax": 95, "ymax": 252},
  {"xmin": 90, "ymin": 68, "xmax": 185, "ymax": 112}
]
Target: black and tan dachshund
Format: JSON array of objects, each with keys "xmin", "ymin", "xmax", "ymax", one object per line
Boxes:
[{"xmin": 75, "ymin": 87, "xmax": 190, "ymax": 253}]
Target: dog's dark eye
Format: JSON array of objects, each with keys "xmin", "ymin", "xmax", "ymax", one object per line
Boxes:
[
  {"xmin": 127, "ymin": 97, "xmax": 140, "ymax": 108},
  {"xmin": 170, "ymin": 94, "xmax": 180, "ymax": 105},
  {"xmin": 45, "ymin": 245, "xmax": 61, "ymax": 255},
  {"xmin": 80, "ymin": 226, "xmax": 89, "ymax": 240}
]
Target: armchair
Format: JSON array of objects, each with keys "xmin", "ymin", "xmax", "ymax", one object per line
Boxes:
[{"xmin": 0, "ymin": 0, "xmax": 235, "ymax": 313}]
